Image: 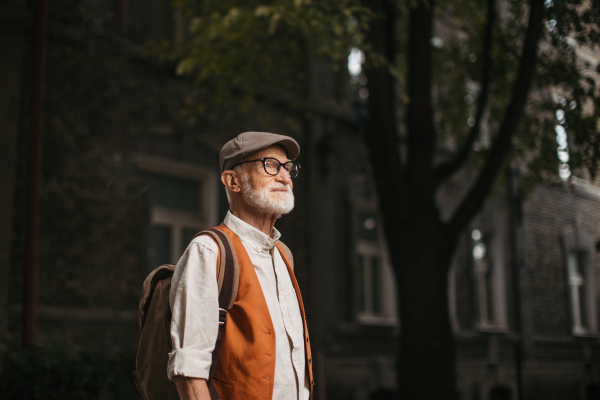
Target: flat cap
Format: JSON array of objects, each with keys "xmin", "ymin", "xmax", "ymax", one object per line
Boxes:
[{"xmin": 219, "ymin": 131, "xmax": 300, "ymax": 172}]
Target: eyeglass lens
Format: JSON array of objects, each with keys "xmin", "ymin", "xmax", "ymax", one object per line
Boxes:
[{"xmin": 264, "ymin": 158, "xmax": 299, "ymax": 178}]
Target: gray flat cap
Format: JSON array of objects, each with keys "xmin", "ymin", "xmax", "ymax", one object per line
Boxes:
[{"xmin": 219, "ymin": 131, "xmax": 300, "ymax": 172}]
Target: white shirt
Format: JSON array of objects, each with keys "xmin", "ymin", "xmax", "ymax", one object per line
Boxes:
[{"xmin": 168, "ymin": 211, "xmax": 310, "ymax": 400}]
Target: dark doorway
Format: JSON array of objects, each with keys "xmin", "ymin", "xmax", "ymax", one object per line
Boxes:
[
  {"xmin": 490, "ymin": 386, "xmax": 511, "ymax": 400},
  {"xmin": 587, "ymin": 384, "xmax": 600, "ymax": 400},
  {"xmin": 370, "ymin": 388, "xmax": 397, "ymax": 400}
]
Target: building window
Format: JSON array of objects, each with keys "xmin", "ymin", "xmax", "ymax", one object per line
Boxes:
[
  {"xmin": 136, "ymin": 155, "xmax": 219, "ymax": 268},
  {"xmin": 472, "ymin": 229, "xmax": 495, "ymax": 326},
  {"xmin": 469, "ymin": 208, "xmax": 508, "ymax": 332},
  {"xmin": 353, "ymin": 206, "xmax": 397, "ymax": 325},
  {"xmin": 562, "ymin": 226, "xmax": 598, "ymax": 335},
  {"xmin": 568, "ymin": 251, "xmax": 589, "ymax": 333},
  {"xmin": 348, "ymin": 176, "xmax": 397, "ymax": 326},
  {"xmin": 448, "ymin": 263, "xmax": 460, "ymax": 332}
]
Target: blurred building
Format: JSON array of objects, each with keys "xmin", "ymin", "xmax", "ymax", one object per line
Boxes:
[{"xmin": 1, "ymin": 1, "xmax": 599, "ymax": 400}]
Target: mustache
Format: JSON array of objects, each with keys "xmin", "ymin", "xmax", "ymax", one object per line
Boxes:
[{"xmin": 265, "ymin": 182, "xmax": 292, "ymax": 193}]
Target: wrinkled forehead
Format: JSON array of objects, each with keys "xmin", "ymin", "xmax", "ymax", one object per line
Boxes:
[{"xmin": 241, "ymin": 144, "xmax": 290, "ymax": 163}]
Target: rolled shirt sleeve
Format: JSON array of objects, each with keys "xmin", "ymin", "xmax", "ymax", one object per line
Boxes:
[{"xmin": 167, "ymin": 235, "xmax": 220, "ymax": 380}]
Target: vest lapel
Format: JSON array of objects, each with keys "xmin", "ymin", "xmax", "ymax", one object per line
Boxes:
[{"xmin": 276, "ymin": 242, "xmax": 314, "ymax": 400}]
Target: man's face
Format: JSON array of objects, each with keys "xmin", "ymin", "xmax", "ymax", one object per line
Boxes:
[{"xmin": 238, "ymin": 145, "xmax": 295, "ymax": 216}]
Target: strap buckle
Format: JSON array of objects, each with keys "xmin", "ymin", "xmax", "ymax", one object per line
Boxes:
[{"xmin": 218, "ymin": 308, "xmax": 227, "ymax": 325}]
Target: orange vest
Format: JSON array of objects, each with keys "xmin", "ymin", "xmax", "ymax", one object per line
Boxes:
[{"xmin": 212, "ymin": 225, "xmax": 314, "ymax": 400}]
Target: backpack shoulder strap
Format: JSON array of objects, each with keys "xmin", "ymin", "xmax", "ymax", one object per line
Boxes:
[
  {"xmin": 190, "ymin": 228, "xmax": 240, "ymax": 400},
  {"xmin": 192, "ymin": 228, "xmax": 239, "ymax": 311},
  {"xmin": 277, "ymin": 241, "xmax": 294, "ymax": 271}
]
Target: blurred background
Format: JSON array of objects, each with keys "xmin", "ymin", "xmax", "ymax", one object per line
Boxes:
[{"xmin": 1, "ymin": 0, "xmax": 599, "ymax": 399}]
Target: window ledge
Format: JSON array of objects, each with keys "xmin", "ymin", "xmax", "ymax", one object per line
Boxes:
[
  {"xmin": 571, "ymin": 329, "xmax": 599, "ymax": 338},
  {"xmin": 477, "ymin": 323, "xmax": 510, "ymax": 334},
  {"xmin": 357, "ymin": 314, "xmax": 399, "ymax": 327}
]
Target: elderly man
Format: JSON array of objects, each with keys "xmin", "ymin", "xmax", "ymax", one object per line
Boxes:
[{"xmin": 168, "ymin": 132, "xmax": 313, "ymax": 400}]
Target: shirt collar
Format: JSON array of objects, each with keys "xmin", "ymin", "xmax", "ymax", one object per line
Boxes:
[{"xmin": 224, "ymin": 210, "xmax": 281, "ymax": 252}]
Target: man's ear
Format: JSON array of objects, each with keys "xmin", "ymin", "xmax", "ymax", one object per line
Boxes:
[{"xmin": 221, "ymin": 170, "xmax": 242, "ymax": 193}]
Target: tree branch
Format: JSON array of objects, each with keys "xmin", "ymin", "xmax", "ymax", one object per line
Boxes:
[
  {"xmin": 435, "ymin": 0, "xmax": 496, "ymax": 186},
  {"xmin": 446, "ymin": 0, "xmax": 545, "ymax": 240},
  {"xmin": 362, "ymin": 0, "xmax": 407, "ymax": 228},
  {"xmin": 407, "ymin": 1, "xmax": 436, "ymax": 184}
]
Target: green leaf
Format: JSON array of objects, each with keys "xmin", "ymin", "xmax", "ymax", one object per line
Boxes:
[
  {"xmin": 176, "ymin": 58, "xmax": 196, "ymax": 76},
  {"xmin": 268, "ymin": 12, "xmax": 281, "ymax": 35},
  {"xmin": 255, "ymin": 5, "xmax": 272, "ymax": 17}
]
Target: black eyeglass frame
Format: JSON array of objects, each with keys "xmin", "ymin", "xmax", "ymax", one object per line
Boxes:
[{"xmin": 232, "ymin": 157, "xmax": 301, "ymax": 178}]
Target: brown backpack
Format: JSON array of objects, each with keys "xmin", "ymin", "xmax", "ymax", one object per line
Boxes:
[{"xmin": 132, "ymin": 228, "xmax": 240, "ymax": 400}]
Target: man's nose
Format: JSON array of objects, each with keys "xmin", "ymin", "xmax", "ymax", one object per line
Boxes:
[{"xmin": 275, "ymin": 167, "xmax": 292, "ymax": 184}]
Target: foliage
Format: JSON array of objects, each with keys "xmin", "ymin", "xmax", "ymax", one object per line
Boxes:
[
  {"xmin": 520, "ymin": 0, "xmax": 600, "ymax": 183},
  {"xmin": 429, "ymin": 0, "xmax": 600, "ymax": 189},
  {"xmin": 159, "ymin": 0, "xmax": 600, "ymax": 185},
  {"xmin": 0, "ymin": 345, "xmax": 140, "ymax": 400},
  {"xmin": 150, "ymin": 0, "xmax": 369, "ymax": 122}
]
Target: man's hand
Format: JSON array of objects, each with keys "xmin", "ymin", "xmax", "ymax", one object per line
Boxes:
[{"xmin": 174, "ymin": 376, "xmax": 211, "ymax": 400}]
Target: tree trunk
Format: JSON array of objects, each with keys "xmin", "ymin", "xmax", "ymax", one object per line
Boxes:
[
  {"xmin": 363, "ymin": 0, "xmax": 545, "ymax": 397},
  {"xmin": 364, "ymin": 0, "xmax": 459, "ymax": 398},
  {"xmin": 395, "ymin": 226, "xmax": 458, "ymax": 400}
]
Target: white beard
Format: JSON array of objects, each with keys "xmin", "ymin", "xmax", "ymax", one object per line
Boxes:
[{"xmin": 241, "ymin": 174, "xmax": 295, "ymax": 216}]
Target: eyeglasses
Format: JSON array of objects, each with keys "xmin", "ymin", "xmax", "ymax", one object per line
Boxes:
[{"xmin": 232, "ymin": 157, "xmax": 301, "ymax": 178}]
